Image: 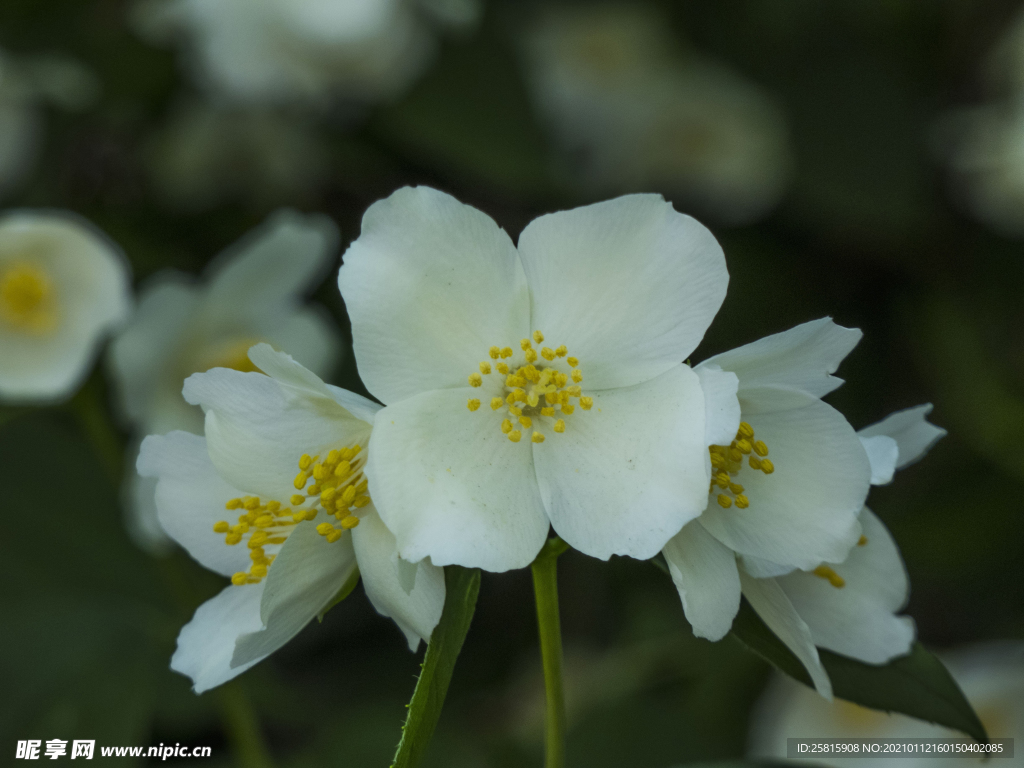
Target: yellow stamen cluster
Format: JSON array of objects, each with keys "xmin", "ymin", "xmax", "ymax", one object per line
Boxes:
[
  {"xmin": 0, "ymin": 262, "xmax": 58, "ymax": 333},
  {"xmin": 467, "ymin": 331, "xmax": 591, "ymax": 443},
  {"xmin": 813, "ymin": 565, "xmax": 846, "ymax": 588},
  {"xmin": 214, "ymin": 444, "xmax": 370, "ymax": 586},
  {"xmin": 708, "ymin": 421, "xmax": 773, "ymax": 509}
]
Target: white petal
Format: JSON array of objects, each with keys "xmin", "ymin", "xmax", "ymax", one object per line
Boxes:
[
  {"xmin": 701, "ymin": 318, "xmax": 862, "ymax": 398},
  {"xmin": 203, "ymin": 209, "xmax": 338, "ymax": 314},
  {"xmin": 0, "ymin": 211, "xmax": 131, "ymax": 402},
  {"xmin": 183, "ymin": 364, "xmax": 371, "ymax": 501},
  {"xmin": 698, "ymin": 386, "xmax": 869, "ymax": 570},
  {"xmin": 695, "ymin": 364, "xmax": 741, "ymax": 446},
  {"xmin": 171, "ymin": 583, "xmax": 267, "ymax": 694},
  {"xmin": 535, "ymin": 364, "xmax": 709, "ymax": 560},
  {"xmin": 858, "ymin": 403, "xmax": 947, "ymax": 470},
  {"xmin": 137, "ymin": 432, "xmax": 253, "ymax": 577},
  {"xmin": 738, "ymin": 553, "xmax": 799, "ymax": 579},
  {"xmin": 352, "ymin": 507, "xmax": 445, "ymax": 651},
  {"xmin": 325, "ymin": 385, "xmax": 383, "ymax": 424},
  {"xmin": 261, "ymin": 306, "xmax": 343, "ymax": 382},
  {"xmin": 740, "ymin": 570, "xmax": 833, "ymax": 699},
  {"xmin": 338, "ymin": 186, "xmax": 530, "ymax": 404},
  {"xmin": 517, "ymin": 194, "xmax": 728, "ymax": 391},
  {"xmin": 859, "ymin": 435, "xmax": 899, "ymax": 486},
  {"xmin": 232, "ymin": 518, "xmax": 357, "ymax": 667},
  {"xmin": 662, "ymin": 520, "xmax": 741, "ymax": 640},
  {"xmin": 777, "ymin": 508, "xmax": 915, "ymax": 665},
  {"xmin": 365, "ymin": 387, "xmax": 550, "ymax": 572}
]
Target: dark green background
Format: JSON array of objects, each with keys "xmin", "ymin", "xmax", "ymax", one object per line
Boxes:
[{"xmin": 2, "ymin": 0, "xmax": 1022, "ymax": 765}]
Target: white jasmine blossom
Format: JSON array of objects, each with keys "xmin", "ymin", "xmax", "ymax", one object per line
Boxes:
[
  {"xmin": 0, "ymin": 211, "xmax": 131, "ymax": 402},
  {"xmin": 135, "ymin": 0, "xmax": 479, "ymax": 108},
  {"xmin": 521, "ymin": 5, "xmax": 791, "ymax": 225},
  {"xmin": 338, "ymin": 186, "xmax": 728, "ymax": 571},
  {"xmin": 138, "ymin": 344, "xmax": 444, "ymax": 693},
  {"xmin": 109, "ymin": 210, "xmax": 343, "ymax": 551}
]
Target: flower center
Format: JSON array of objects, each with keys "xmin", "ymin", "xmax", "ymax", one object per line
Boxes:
[
  {"xmin": 708, "ymin": 421, "xmax": 773, "ymax": 509},
  {"xmin": 197, "ymin": 338, "xmax": 263, "ymax": 374},
  {"xmin": 0, "ymin": 262, "xmax": 58, "ymax": 333},
  {"xmin": 213, "ymin": 444, "xmax": 370, "ymax": 586},
  {"xmin": 465, "ymin": 330, "xmax": 592, "ymax": 444}
]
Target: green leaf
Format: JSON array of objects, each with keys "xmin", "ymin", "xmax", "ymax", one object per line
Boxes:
[
  {"xmin": 317, "ymin": 566, "xmax": 361, "ymax": 622},
  {"xmin": 729, "ymin": 598, "xmax": 988, "ymax": 744},
  {"xmin": 390, "ymin": 565, "xmax": 481, "ymax": 768}
]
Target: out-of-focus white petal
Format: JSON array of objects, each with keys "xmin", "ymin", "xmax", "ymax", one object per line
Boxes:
[
  {"xmin": 859, "ymin": 434, "xmax": 899, "ymax": 486},
  {"xmin": 701, "ymin": 318, "xmax": 861, "ymax": 399},
  {"xmin": 695, "ymin": 363, "xmax": 741, "ymax": 446},
  {"xmin": 663, "ymin": 520, "xmax": 741, "ymax": 641},
  {"xmin": 365, "ymin": 386, "xmax": 550, "ymax": 572},
  {"xmin": 137, "ymin": 431, "xmax": 252, "ymax": 577},
  {"xmin": 517, "ymin": 194, "xmax": 728, "ymax": 391},
  {"xmin": 338, "ymin": 186, "xmax": 530, "ymax": 404},
  {"xmin": 352, "ymin": 507, "xmax": 445, "ymax": 650},
  {"xmin": 534, "ymin": 364, "xmax": 709, "ymax": 561},
  {"xmin": 778, "ymin": 508, "xmax": 915, "ymax": 665},
  {"xmin": 858, "ymin": 404, "xmax": 947, "ymax": 470},
  {"xmin": 171, "ymin": 582, "xmax": 266, "ymax": 693},
  {"xmin": 740, "ymin": 571, "xmax": 833, "ymax": 700},
  {"xmin": 232, "ymin": 518, "xmax": 357, "ymax": 667}
]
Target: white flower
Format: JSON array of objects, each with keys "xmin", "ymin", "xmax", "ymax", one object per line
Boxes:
[
  {"xmin": 521, "ymin": 5, "xmax": 791, "ymax": 225},
  {"xmin": 0, "ymin": 211, "xmax": 131, "ymax": 402},
  {"xmin": 137, "ymin": 344, "xmax": 444, "ymax": 693},
  {"xmin": 662, "ymin": 318, "xmax": 875, "ymax": 698},
  {"xmin": 749, "ymin": 642, "xmax": 1024, "ymax": 767},
  {"xmin": 135, "ymin": 0, "xmax": 479, "ymax": 108},
  {"xmin": 337, "ymin": 186, "xmax": 729, "ymax": 571},
  {"xmin": 109, "ymin": 210, "xmax": 342, "ymax": 550}
]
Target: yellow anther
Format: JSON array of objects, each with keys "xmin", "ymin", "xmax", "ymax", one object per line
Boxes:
[
  {"xmin": 307, "ymin": 484, "xmax": 322, "ymax": 496},
  {"xmin": 735, "ymin": 439, "xmax": 752, "ymax": 454},
  {"xmin": 541, "ymin": 347, "xmax": 555, "ymax": 361},
  {"xmin": 316, "ymin": 522, "xmax": 335, "ymax": 536},
  {"xmin": 304, "ymin": 508, "xmax": 318, "ymax": 521},
  {"xmin": 496, "ymin": 362, "xmax": 509, "ymax": 374},
  {"xmin": 312, "ymin": 463, "xmax": 328, "ymax": 481},
  {"xmin": 467, "ymin": 398, "xmax": 481, "ymax": 412},
  {"xmin": 294, "ymin": 471, "xmax": 309, "ymax": 490},
  {"xmin": 508, "ymin": 430, "xmax": 522, "ymax": 443},
  {"xmin": 340, "ymin": 515, "xmax": 360, "ymax": 529},
  {"xmin": 266, "ymin": 500, "xmax": 281, "ymax": 512},
  {"xmin": 735, "ymin": 494, "xmax": 750, "ymax": 508},
  {"xmin": 554, "ymin": 419, "xmax": 566, "ymax": 433},
  {"xmin": 506, "ymin": 393, "xmax": 517, "ymax": 406},
  {"xmin": 489, "ymin": 346, "xmax": 501, "ymax": 359},
  {"xmin": 571, "ymin": 369, "xmax": 583, "ymax": 383},
  {"xmin": 748, "ymin": 456, "xmax": 762, "ymax": 470},
  {"xmin": 753, "ymin": 440, "xmax": 769, "ymax": 457},
  {"xmin": 813, "ymin": 565, "xmax": 846, "ymax": 588},
  {"xmin": 225, "ymin": 532, "xmax": 242, "ymax": 545},
  {"xmin": 715, "ymin": 472, "xmax": 730, "ymax": 487},
  {"xmin": 728, "ymin": 482, "xmax": 744, "ymax": 494},
  {"xmin": 858, "ymin": 536, "xmax": 868, "ymax": 547},
  {"xmin": 491, "ymin": 397, "xmax": 503, "ymax": 410},
  {"xmin": 567, "ymin": 385, "xmax": 582, "ymax": 397},
  {"xmin": 340, "ymin": 447, "xmax": 354, "ymax": 460},
  {"xmin": 334, "ymin": 460, "xmax": 351, "ymax": 477},
  {"xmin": 760, "ymin": 459, "xmax": 775, "ymax": 475},
  {"xmin": 501, "ymin": 419, "xmax": 513, "ymax": 434},
  {"xmin": 567, "ymin": 356, "xmax": 578, "ymax": 368},
  {"xmin": 290, "ymin": 494, "xmax": 305, "ymax": 505},
  {"xmin": 326, "ymin": 529, "xmax": 343, "ymax": 543},
  {"xmin": 561, "ymin": 403, "xmax": 575, "ymax": 414},
  {"xmin": 554, "ymin": 371, "xmax": 568, "ymax": 388},
  {"xmin": 321, "ymin": 487, "xmax": 336, "ymax": 503},
  {"xmin": 717, "ymin": 494, "xmax": 733, "ymax": 508},
  {"xmin": 545, "ymin": 392, "xmax": 558, "ymax": 405},
  {"xmin": 225, "ymin": 498, "xmax": 243, "ymax": 510},
  {"xmin": 243, "ymin": 497, "xmax": 260, "ymax": 510},
  {"xmin": 350, "ymin": 445, "xmax": 362, "ymax": 457},
  {"xmin": 326, "ymin": 449, "xmax": 340, "ymax": 464},
  {"xmin": 525, "ymin": 348, "xmax": 538, "ymax": 363},
  {"xmin": 737, "ymin": 422, "xmax": 754, "ymax": 439},
  {"xmin": 299, "ymin": 454, "xmax": 314, "ymax": 471},
  {"xmin": 521, "ymin": 338, "xmax": 532, "ymax": 351},
  {"xmin": 728, "ymin": 448, "xmax": 742, "ymax": 462},
  {"xmin": 353, "ymin": 495, "xmax": 370, "ymax": 508},
  {"xmin": 555, "ymin": 345, "xmax": 567, "ymax": 357},
  {"xmin": 501, "ymin": 347, "xmax": 513, "ymax": 358},
  {"xmin": 231, "ymin": 572, "xmax": 248, "ymax": 586},
  {"xmin": 580, "ymin": 397, "xmax": 593, "ymax": 410},
  {"xmin": 341, "ymin": 485, "xmax": 357, "ymax": 504},
  {"xmin": 249, "ymin": 548, "xmax": 265, "ymax": 561},
  {"xmin": 468, "ymin": 372, "xmax": 483, "ymax": 387},
  {"xmin": 254, "ymin": 515, "xmax": 273, "ymax": 528},
  {"xmin": 519, "ymin": 416, "xmax": 532, "ymax": 428},
  {"xmin": 541, "ymin": 407, "xmax": 555, "ymax": 417},
  {"xmin": 532, "ymin": 431, "xmax": 545, "ymax": 443},
  {"xmin": 533, "ymin": 330, "xmax": 544, "ymax": 343},
  {"xmin": 710, "ymin": 453, "xmax": 726, "ymax": 469},
  {"xmin": 251, "ymin": 564, "xmax": 268, "ymax": 578},
  {"xmin": 509, "ymin": 405, "xmax": 523, "ymax": 417},
  {"xmin": 249, "ymin": 531, "xmax": 268, "ymax": 546},
  {"xmin": 213, "ymin": 521, "xmax": 230, "ymax": 533},
  {"xmin": 479, "ymin": 361, "xmax": 491, "ymax": 375}
]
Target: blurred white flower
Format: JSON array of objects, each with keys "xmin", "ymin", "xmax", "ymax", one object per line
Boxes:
[
  {"xmin": 749, "ymin": 642, "xmax": 1024, "ymax": 766},
  {"xmin": 0, "ymin": 211, "xmax": 131, "ymax": 402},
  {"xmin": 338, "ymin": 186, "xmax": 727, "ymax": 571},
  {"xmin": 108, "ymin": 209, "xmax": 342, "ymax": 549},
  {"xmin": 138, "ymin": 344, "xmax": 444, "ymax": 693},
  {"xmin": 521, "ymin": 4, "xmax": 791, "ymax": 225},
  {"xmin": 135, "ymin": 0, "xmax": 479, "ymax": 108},
  {"xmin": 0, "ymin": 48, "xmax": 99, "ymax": 198},
  {"xmin": 662, "ymin": 318, "xmax": 872, "ymax": 698}
]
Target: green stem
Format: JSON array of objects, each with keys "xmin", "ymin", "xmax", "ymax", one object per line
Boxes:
[
  {"xmin": 215, "ymin": 680, "xmax": 275, "ymax": 768},
  {"xmin": 531, "ymin": 536, "xmax": 569, "ymax": 768}
]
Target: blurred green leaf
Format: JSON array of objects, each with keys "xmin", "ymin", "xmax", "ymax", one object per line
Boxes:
[
  {"xmin": 729, "ymin": 599, "xmax": 987, "ymax": 744},
  {"xmin": 391, "ymin": 565, "xmax": 481, "ymax": 768}
]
